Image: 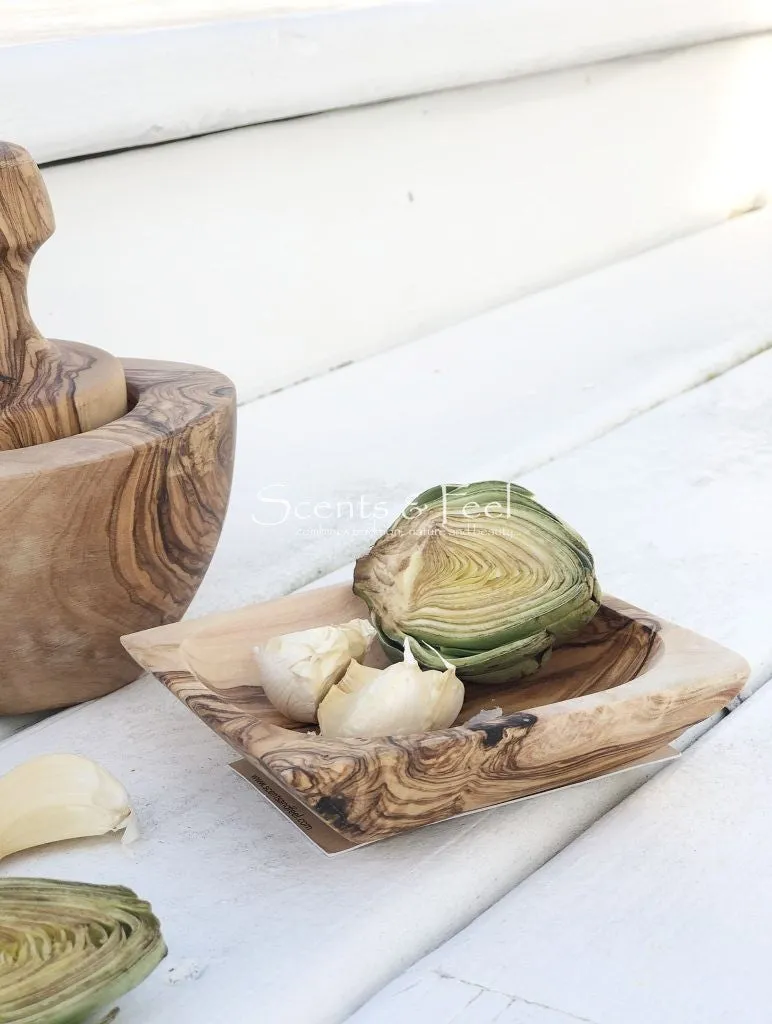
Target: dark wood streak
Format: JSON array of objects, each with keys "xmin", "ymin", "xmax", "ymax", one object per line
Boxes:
[
  {"xmin": 105, "ymin": 367, "xmax": 234, "ymax": 621},
  {"xmin": 124, "ymin": 583, "xmax": 750, "ymax": 844},
  {"xmin": 472, "ymin": 711, "xmax": 538, "ymax": 748},
  {"xmin": 0, "ymin": 358, "xmax": 235, "ymax": 714}
]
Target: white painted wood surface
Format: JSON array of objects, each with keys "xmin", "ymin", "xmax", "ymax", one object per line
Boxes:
[
  {"xmin": 0, "ymin": 1, "xmax": 364, "ymax": 42},
  {"xmin": 188, "ymin": 208, "xmax": 772, "ymax": 615},
  {"xmin": 351, "ymin": 630, "xmax": 772, "ymax": 1023},
  {"xmin": 353, "ymin": 972, "xmax": 587, "ymax": 1023},
  {"xmin": 27, "ymin": 35, "xmax": 772, "ymax": 400},
  {"xmin": 2, "ymin": 319, "xmax": 771, "ymax": 1022},
  {"xmin": 3, "ymin": 1, "xmax": 771, "ymax": 162}
]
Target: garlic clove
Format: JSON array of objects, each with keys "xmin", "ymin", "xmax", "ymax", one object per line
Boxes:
[
  {"xmin": 334, "ymin": 659, "xmax": 381, "ymax": 692},
  {"xmin": 337, "ymin": 619, "xmax": 376, "ymax": 661},
  {"xmin": 0, "ymin": 753, "xmax": 134, "ymax": 861},
  {"xmin": 254, "ymin": 618, "xmax": 375, "ymax": 723},
  {"xmin": 318, "ymin": 637, "xmax": 465, "ymax": 739}
]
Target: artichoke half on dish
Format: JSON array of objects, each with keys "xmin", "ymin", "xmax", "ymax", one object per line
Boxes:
[{"xmin": 354, "ymin": 482, "xmax": 601, "ymax": 684}]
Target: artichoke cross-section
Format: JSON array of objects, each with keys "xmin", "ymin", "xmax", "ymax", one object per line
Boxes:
[{"xmin": 354, "ymin": 482, "xmax": 601, "ymax": 684}]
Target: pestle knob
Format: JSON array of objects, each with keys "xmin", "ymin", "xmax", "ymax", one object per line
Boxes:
[{"xmin": 0, "ymin": 141, "xmax": 127, "ymax": 451}]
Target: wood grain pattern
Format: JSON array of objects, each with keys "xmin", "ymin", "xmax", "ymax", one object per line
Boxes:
[
  {"xmin": 0, "ymin": 357, "xmax": 235, "ymax": 714},
  {"xmin": 0, "ymin": 141, "xmax": 126, "ymax": 449},
  {"xmin": 123, "ymin": 583, "xmax": 749, "ymax": 843}
]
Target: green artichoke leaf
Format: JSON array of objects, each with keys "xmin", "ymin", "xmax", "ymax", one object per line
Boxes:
[
  {"xmin": 354, "ymin": 481, "xmax": 601, "ymax": 685},
  {"xmin": 0, "ymin": 878, "xmax": 166, "ymax": 1024}
]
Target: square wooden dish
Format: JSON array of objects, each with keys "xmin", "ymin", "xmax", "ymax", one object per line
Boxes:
[{"xmin": 122, "ymin": 585, "xmax": 749, "ymax": 843}]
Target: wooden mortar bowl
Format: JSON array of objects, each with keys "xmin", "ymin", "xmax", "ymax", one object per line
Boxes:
[
  {"xmin": 123, "ymin": 583, "xmax": 749, "ymax": 844},
  {"xmin": 0, "ymin": 349, "xmax": 235, "ymax": 714}
]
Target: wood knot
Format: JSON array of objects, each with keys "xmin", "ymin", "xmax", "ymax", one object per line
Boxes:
[
  {"xmin": 471, "ymin": 711, "xmax": 538, "ymax": 748},
  {"xmin": 314, "ymin": 794, "xmax": 353, "ymax": 830}
]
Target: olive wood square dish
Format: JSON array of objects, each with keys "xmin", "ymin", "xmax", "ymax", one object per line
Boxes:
[{"xmin": 122, "ymin": 584, "xmax": 749, "ymax": 844}]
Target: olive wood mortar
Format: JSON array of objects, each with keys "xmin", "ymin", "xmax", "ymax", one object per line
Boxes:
[
  {"xmin": 123, "ymin": 583, "xmax": 749, "ymax": 844},
  {"xmin": 0, "ymin": 358, "xmax": 235, "ymax": 714},
  {"xmin": 0, "ymin": 142, "xmax": 235, "ymax": 714}
]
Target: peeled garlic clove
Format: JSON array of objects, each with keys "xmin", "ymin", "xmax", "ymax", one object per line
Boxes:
[
  {"xmin": 318, "ymin": 636, "xmax": 464, "ymax": 739},
  {"xmin": 0, "ymin": 753, "xmax": 134, "ymax": 861},
  {"xmin": 254, "ymin": 618, "xmax": 375, "ymax": 723}
]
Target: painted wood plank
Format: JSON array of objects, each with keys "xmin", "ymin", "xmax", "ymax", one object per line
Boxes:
[
  {"xmin": 186, "ymin": 207, "xmax": 772, "ymax": 615},
  {"xmin": 0, "ymin": 713, "xmax": 45, "ymax": 743},
  {"xmin": 27, "ymin": 36, "xmax": 772, "ymax": 400},
  {"xmin": 3, "ymin": 1, "xmax": 772, "ymax": 162},
  {"xmin": 353, "ymin": 972, "xmax": 588, "ymax": 1023},
  {"xmin": 2, "ymin": 334, "xmax": 772, "ymax": 1023}
]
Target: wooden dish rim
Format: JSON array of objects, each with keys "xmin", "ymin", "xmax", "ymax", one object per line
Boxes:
[{"xmin": 122, "ymin": 583, "xmax": 750, "ymax": 754}]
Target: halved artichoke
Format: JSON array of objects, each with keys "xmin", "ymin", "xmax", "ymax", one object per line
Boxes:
[
  {"xmin": 0, "ymin": 877, "xmax": 166, "ymax": 1023},
  {"xmin": 354, "ymin": 482, "xmax": 601, "ymax": 684}
]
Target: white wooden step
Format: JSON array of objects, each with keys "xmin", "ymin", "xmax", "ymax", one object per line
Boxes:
[
  {"xmin": 3, "ymin": 1, "xmax": 771, "ymax": 162},
  {"xmin": 26, "ymin": 34, "xmax": 772, "ymax": 399},
  {"xmin": 189, "ymin": 207, "xmax": 772, "ymax": 617},
  {"xmin": 2, "ymin": 336, "xmax": 771, "ymax": 1023}
]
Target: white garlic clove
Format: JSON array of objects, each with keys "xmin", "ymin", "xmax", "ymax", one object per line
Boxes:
[
  {"xmin": 335, "ymin": 660, "xmax": 381, "ymax": 691},
  {"xmin": 254, "ymin": 618, "xmax": 375, "ymax": 723},
  {"xmin": 318, "ymin": 636, "xmax": 464, "ymax": 739},
  {"xmin": 0, "ymin": 754, "xmax": 134, "ymax": 861},
  {"xmin": 337, "ymin": 619, "xmax": 376, "ymax": 661}
]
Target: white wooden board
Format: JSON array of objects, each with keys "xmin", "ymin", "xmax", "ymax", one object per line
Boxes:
[
  {"xmin": 3, "ymin": 1, "xmax": 771, "ymax": 162},
  {"xmin": 27, "ymin": 36, "xmax": 772, "ymax": 400},
  {"xmin": 187, "ymin": 208, "xmax": 772, "ymax": 616}
]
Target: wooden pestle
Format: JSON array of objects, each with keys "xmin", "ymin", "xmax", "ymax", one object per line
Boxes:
[{"xmin": 0, "ymin": 141, "xmax": 127, "ymax": 450}]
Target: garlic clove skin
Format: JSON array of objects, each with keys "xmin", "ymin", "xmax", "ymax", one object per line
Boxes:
[
  {"xmin": 0, "ymin": 754, "xmax": 134, "ymax": 862},
  {"xmin": 318, "ymin": 637, "xmax": 464, "ymax": 739},
  {"xmin": 254, "ymin": 618, "xmax": 375, "ymax": 723}
]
